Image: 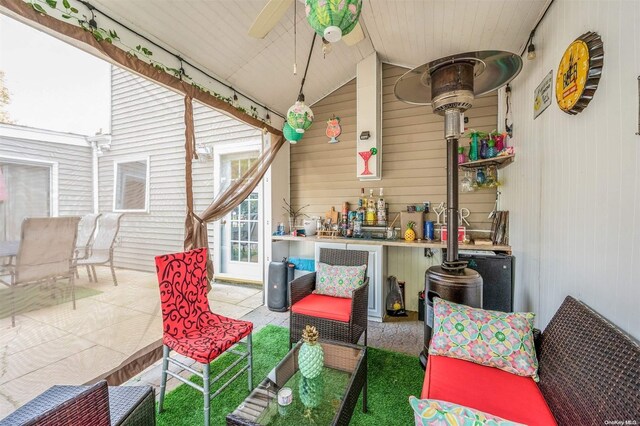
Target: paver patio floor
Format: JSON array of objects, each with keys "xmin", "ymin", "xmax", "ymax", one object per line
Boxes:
[{"xmin": 0, "ymin": 266, "xmax": 423, "ymax": 417}]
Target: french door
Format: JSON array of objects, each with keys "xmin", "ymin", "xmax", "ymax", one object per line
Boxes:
[{"xmin": 213, "ymin": 144, "xmax": 263, "ymax": 283}]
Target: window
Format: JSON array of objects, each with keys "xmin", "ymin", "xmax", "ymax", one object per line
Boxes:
[{"xmin": 114, "ymin": 159, "xmax": 148, "ymax": 211}]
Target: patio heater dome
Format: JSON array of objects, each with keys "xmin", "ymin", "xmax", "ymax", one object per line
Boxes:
[
  {"xmin": 394, "ymin": 50, "xmax": 522, "ymax": 113},
  {"xmin": 305, "ymin": 0, "xmax": 363, "ymax": 43}
]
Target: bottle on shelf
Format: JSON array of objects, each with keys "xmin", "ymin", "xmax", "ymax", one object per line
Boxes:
[
  {"xmin": 377, "ymin": 188, "xmax": 387, "ymax": 226},
  {"xmin": 366, "ymin": 188, "xmax": 377, "ymax": 225},
  {"xmin": 341, "ymin": 202, "xmax": 349, "ymax": 236},
  {"xmin": 357, "ymin": 188, "xmax": 365, "ymax": 223}
]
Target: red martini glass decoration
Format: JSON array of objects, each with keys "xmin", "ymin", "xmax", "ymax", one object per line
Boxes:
[{"xmin": 359, "ymin": 147, "xmax": 377, "ymax": 176}]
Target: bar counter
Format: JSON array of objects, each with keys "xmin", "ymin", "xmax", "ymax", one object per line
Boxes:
[{"xmin": 271, "ymin": 234, "xmax": 511, "ymax": 254}]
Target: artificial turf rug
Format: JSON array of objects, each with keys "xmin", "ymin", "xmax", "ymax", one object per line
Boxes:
[{"xmin": 157, "ymin": 324, "xmax": 424, "ymax": 425}]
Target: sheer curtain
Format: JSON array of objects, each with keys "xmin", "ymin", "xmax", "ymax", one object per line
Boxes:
[{"xmin": 183, "ymin": 96, "xmax": 284, "ymax": 279}]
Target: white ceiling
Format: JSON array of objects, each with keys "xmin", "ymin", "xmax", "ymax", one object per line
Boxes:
[{"xmin": 92, "ymin": 0, "xmax": 548, "ymax": 115}]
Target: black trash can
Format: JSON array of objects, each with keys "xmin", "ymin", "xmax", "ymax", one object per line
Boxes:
[{"xmin": 267, "ymin": 260, "xmax": 288, "ymax": 312}]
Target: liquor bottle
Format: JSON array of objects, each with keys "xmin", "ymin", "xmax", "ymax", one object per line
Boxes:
[
  {"xmin": 377, "ymin": 188, "xmax": 387, "ymax": 226},
  {"xmin": 340, "ymin": 202, "xmax": 349, "ymax": 236},
  {"xmin": 366, "ymin": 188, "xmax": 377, "ymax": 225},
  {"xmin": 357, "ymin": 188, "xmax": 365, "ymax": 222}
]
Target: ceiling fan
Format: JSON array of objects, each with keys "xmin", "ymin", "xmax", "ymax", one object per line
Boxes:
[{"xmin": 248, "ymin": 0, "xmax": 365, "ymax": 46}]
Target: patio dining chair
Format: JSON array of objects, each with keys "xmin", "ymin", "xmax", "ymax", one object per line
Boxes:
[
  {"xmin": 75, "ymin": 213, "xmax": 101, "ymax": 261},
  {"xmin": 289, "ymin": 248, "xmax": 369, "ymax": 348},
  {"xmin": 77, "ymin": 213, "xmax": 123, "ymax": 286},
  {"xmin": 0, "ymin": 217, "xmax": 80, "ymax": 327},
  {"xmin": 155, "ymin": 248, "xmax": 253, "ymax": 426}
]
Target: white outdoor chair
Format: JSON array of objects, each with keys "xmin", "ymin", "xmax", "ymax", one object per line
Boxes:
[
  {"xmin": 77, "ymin": 213, "xmax": 123, "ymax": 286},
  {"xmin": 0, "ymin": 217, "xmax": 80, "ymax": 327},
  {"xmin": 75, "ymin": 213, "xmax": 101, "ymax": 261}
]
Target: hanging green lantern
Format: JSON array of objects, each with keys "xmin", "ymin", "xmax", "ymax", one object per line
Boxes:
[
  {"xmin": 287, "ymin": 94, "xmax": 314, "ymax": 134},
  {"xmin": 283, "ymin": 122, "xmax": 304, "ymax": 144},
  {"xmin": 305, "ymin": 0, "xmax": 363, "ymax": 43}
]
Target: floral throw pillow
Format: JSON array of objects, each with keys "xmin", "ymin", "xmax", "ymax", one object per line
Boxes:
[
  {"xmin": 428, "ymin": 297, "xmax": 539, "ymax": 381},
  {"xmin": 409, "ymin": 397, "xmax": 524, "ymax": 426},
  {"xmin": 314, "ymin": 262, "xmax": 366, "ymax": 298}
]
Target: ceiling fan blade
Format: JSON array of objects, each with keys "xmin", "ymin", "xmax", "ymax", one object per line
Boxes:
[
  {"xmin": 248, "ymin": 0, "xmax": 294, "ymax": 39},
  {"xmin": 342, "ymin": 21, "xmax": 365, "ymax": 46}
]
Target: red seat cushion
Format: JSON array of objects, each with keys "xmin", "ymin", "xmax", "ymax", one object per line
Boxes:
[
  {"xmin": 291, "ymin": 294, "xmax": 352, "ymax": 323},
  {"xmin": 422, "ymin": 355, "xmax": 557, "ymax": 426},
  {"xmin": 163, "ymin": 313, "xmax": 253, "ymax": 364}
]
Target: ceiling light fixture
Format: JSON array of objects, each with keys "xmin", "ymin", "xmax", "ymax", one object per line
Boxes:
[
  {"xmin": 283, "ymin": 122, "xmax": 303, "ymax": 144},
  {"xmin": 527, "ymin": 43, "xmax": 536, "ymax": 60},
  {"xmin": 306, "ymin": 0, "xmax": 362, "ymax": 43},
  {"xmin": 526, "ymin": 31, "xmax": 536, "ymax": 60},
  {"xmin": 287, "ymin": 34, "xmax": 317, "ymax": 135}
]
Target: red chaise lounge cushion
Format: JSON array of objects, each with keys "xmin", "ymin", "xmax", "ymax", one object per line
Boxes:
[
  {"xmin": 422, "ymin": 355, "xmax": 557, "ymax": 426},
  {"xmin": 291, "ymin": 294, "xmax": 352, "ymax": 323}
]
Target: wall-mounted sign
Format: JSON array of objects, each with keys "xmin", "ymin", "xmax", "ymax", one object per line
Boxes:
[
  {"xmin": 534, "ymin": 70, "xmax": 553, "ymax": 119},
  {"xmin": 326, "ymin": 116, "xmax": 342, "ymax": 144},
  {"xmin": 555, "ymin": 32, "xmax": 604, "ymax": 115}
]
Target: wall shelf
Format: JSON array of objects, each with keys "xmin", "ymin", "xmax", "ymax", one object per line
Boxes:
[{"xmin": 459, "ymin": 154, "xmax": 515, "ymax": 170}]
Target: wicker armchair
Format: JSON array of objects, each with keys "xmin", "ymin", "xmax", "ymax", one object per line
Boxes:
[
  {"xmin": 289, "ymin": 248, "xmax": 369, "ymax": 348},
  {"xmin": 0, "ymin": 380, "xmax": 155, "ymax": 426}
]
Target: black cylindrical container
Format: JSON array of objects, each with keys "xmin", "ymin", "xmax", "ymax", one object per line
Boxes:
[{"xmin": 419, "ymin": 265, "xmax": 483, "ymax": 368}]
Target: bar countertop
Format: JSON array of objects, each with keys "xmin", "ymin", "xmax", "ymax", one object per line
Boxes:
[{"xmin": 271, "ymin": 235, "xmax": 511, "ymax": 253}]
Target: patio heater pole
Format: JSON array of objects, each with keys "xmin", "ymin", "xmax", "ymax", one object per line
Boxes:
[{"xmin": 444, "ymin": 110, "xmax": 461, "ymax": 265}]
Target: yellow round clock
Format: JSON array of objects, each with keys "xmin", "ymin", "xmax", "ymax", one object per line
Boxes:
[{"xmin": 555, "ymin": 32, "xmax": 604, "ymax": 115}]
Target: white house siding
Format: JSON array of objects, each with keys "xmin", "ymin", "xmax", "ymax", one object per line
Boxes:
[
  {"xmin": 0, "ymin": 126, "xmax": 93, "ymax": 219},
  {"xmin": 103, "ymin": 67, "xmax": 261, "ymax": 272}
]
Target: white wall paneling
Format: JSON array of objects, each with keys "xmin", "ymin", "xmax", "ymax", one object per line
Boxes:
[{"xmin": 501, "ymin": 0, "xmax": 640, "ymax": 339}]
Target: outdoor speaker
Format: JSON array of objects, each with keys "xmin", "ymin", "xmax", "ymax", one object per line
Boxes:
[{"xmin": 267, "ymin": 261, "xmax": 288, "ymax": 312}]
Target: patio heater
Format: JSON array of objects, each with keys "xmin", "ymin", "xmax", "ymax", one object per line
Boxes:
[{"xmin": 394, "ymin": 51, "xmax": 522, "ymax": 368}]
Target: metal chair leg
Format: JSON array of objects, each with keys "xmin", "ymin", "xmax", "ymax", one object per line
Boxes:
[
  {"xmin": 110, "ymin": 259, "xmax": 118, "ymax": 286},
  {"xmin": 247, "ymin": 333, "xmax": 253, "ymax": 391},
  {"xmin": 10, "ymin": 285, "xmax": 15, "ymax": 328},
  {"xmin": 70, "ymin": 273, "xmax": 76, "ymax": 310},
  {"xmin": 85, "ymin": 265, "xmax": 92, "ymax": 282},
  {"xmin": 203, "ymin": 362, "xmax": 210, "ymax": 426},
  {"xmin": 91, "ymin": 265, "xmax": 98, "ymax": 282},
  {"xmin": 158, "ymin": 345, "xmax": 169, "ymax": 413}
]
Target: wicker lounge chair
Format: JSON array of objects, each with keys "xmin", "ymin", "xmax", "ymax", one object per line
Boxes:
[{"xmin": 289, "ymin": 248, "xmax": 369, "ymax": 348}]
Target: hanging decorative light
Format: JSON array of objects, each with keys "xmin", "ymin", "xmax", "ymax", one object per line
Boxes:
[
  {"xmin": 283, "ymin": 122, "xmax": 304, "ymax": 144},
  {"xmin": 305, "ymin": 0, "xmax": 363, "ymax": 43},
  {"xmin": 287, "ymin": 94, "xmax": 314, "ymax": 134}
]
